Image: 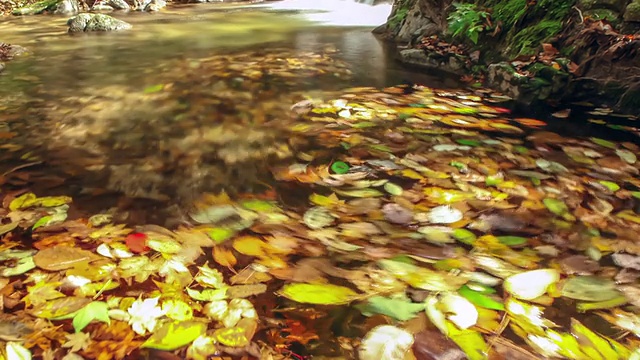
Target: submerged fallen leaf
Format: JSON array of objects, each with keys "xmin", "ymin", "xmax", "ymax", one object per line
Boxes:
[
  {"xmin": 358, "ymin": 325, "xmax": 414, "ymax": 360},
  {"xmin": 33, "ymin": 247, "xmax": 100, "ymax": 271}
]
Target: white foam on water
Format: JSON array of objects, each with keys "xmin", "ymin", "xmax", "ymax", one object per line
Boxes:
[{"xmin": 255, "ymin": 0, "xmax": 392, "ymax": 27}]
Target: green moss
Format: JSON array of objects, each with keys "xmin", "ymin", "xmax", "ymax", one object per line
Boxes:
[
  {"xmin": 510, "ymin": 20, "xmax": 563, "ymax": 55},
  {"xmin": 11, "ymin": 0, "xmax": 58, "ymax": 15},
  {"xmin": 387, "ymin": 0, "xmax": 413, "ymax": 30},
  {"xmin": 490, "ymin": 0, "xmax": 528, "ymax": 30}
]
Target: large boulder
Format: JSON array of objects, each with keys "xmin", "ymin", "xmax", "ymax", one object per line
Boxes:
[{"xmin": 67, "ymin": 13, "xmax": 132, "ymax": 32}]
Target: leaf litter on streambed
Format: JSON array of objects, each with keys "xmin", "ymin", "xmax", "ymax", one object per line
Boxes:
[{"xmin": 0, "ymin": 50, "xmax": 639, "ymax": 359}]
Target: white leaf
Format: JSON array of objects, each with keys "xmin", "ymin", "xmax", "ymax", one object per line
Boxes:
[
  {"xmin": 426, "ymin": 206, "xmax": 463, "ymax": 224},
  {"xmin": 6, "ymin": 342, "xmax": 31, "ymax": 360},
  {"xmin": 358, "ymin": 325, "xmax": 414, "ymax": 360}
]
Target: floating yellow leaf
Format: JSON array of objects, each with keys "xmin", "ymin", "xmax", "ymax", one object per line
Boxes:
[
  {"xmin": 9, "ymin": 192, "xmax": 72, "ymax": 211},
  {"xmin": 142, "ymin": 320, "xmax": 207, "ymax": 351},
  {"xmin": 213, "ymin": 246, "xmax": 237, "ymax": 268},
  {"xmin": 278, "ymin": 283, "xmax": 358, "ymax": 305},
  {"xmin": 232, "ymin": 236, "xmax": 266, "ymax": 257}
]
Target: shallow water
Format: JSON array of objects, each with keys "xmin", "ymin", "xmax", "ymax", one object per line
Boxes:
[
  {"xmin": 0, "ymin": 2, "xmax": 458, "ymax": 220},
  {"xmin": 1, "ymin": 3, "xmax": 640, "ymax": 359},
  {"xmin": 0, "ymin": 1, "xmax": 638, "ymax": 223}
]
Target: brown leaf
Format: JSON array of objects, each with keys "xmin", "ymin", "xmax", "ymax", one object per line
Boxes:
[{"xmin": 33, "ymin": 246, "xmax": 100, "ymax": 271}]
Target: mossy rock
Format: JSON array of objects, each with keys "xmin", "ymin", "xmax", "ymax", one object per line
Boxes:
[
  {"xmin": 67, "ymin": 13, "xmax": 132, "ymax": 32},
  {"xmin": 578, "ymin": 0, "xmax": 627, "ymax": 12},
  {"xmin": 484, "ymin": 0, "xmax": 576, "ymax": 57},
  {"xmin": 624, "ymin": 0, "xmax": 640, "ymax": 22},
  {"xmin": 584, "ymin": 8, "xmax": 621, "ymax": 25},
  {"xmin": 12, "ymin": 0, "xmax": 60, "ymax": 15}
]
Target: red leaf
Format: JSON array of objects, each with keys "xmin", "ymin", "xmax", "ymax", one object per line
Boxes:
[{"xmin": 125, "ymin": 233, "xmax": 149, "ymax": 253}]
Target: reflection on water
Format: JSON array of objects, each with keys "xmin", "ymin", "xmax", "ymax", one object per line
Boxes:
[{"xmin": 256, "ymin": 0, "xmax": 393, "ymax": 26}]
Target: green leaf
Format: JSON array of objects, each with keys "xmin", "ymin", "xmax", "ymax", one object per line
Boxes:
[
  {"xmin": 590, "ymin": 137, "xmax": 616, "ymax": 149},
  {"xmin": 458, "ymin": 285, "xmax": 504, "ymax": 311},
  {"xmin": 456, "ymin": 139, "xmax": 481, "ymax": 146},
  {"xmin": 598, "ymin": 181, "xmax": 619, "ymax": 192},
  {"xmin": 278, "ymin": 283, "xmax": 358, "ymax": 305},
  {"xmin": 356, "ymin": 296, "xmax": 425, "ymax": 321},
  {"xmin": 207, "ymin": 228, "xmax": 236, "ymax": 244},
  {"xmin": 142, "ymin": 321, "xmax": 207, "ymax": 350},
  {"xmin": 497, "ymin": 236, "xmax": 528, "ymax": 246},
  {"xmin": 543, "ymin": 198, "xmax": 575, "ymax": 221},
  {"xmin": 331, "ymin": 161, "xmax": 350, "ymax": 174},
  {"xmin": 72, "ymin": 301, "xmax": 111, "ymax": 332},
  {"xmin": 452, "ymin": 229, "xmax": 477, "ymax": 244},
  {"xmin": 143, "ymin": 84, "xmax": 164, "ymax": 94}
]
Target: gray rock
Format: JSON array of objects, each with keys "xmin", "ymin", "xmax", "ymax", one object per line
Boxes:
[
  {"xmin": 90, "ymin": 4, "xmax": 114, "ymax": 11},
  {"xmin": 107, "ymin": 0, "xmax": 130, "ymax": 10},
  {"xmin": 396, "ymin": 1, "xmax": 436, "ymax": 42},
  {"xmin": 398, "ymin": 48, "xmax": 467, "ymax": 75},
  {"xmin": 67, "ymin": 13, "xmax": 132, "ymax": 32},
  {"xmin": 487, "ymin": 62, "xmax": 529, "ymax": 101},
  {"xmin": 578, "ymin": 0, "xmax": 627, "ymax": 12},
  {"xmin": 54, "ymin": 0, "xmax": 79, "ymax": 15},
  {"xmin": 144, "ymin": 0, "xmax": 166, "ymax": 11}
]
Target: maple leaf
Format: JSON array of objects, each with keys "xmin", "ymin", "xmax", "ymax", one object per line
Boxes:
[
  {"xmin": 22, "ymin": 281, "xmax": 65, "ymax": 308},
  {"xmin": 158, "ymin": 258, "xmax": 193, "ymax": 286},
  {"xmin": 195, "ymin": 263, "xmax": 226, "ymax": 289},
  {"xmin": 127, "ymin": 297, "xmax": 164, "ymax": 335},
  {"xmin": 62, "ymin": 331, "xmax": 91, "ymax": 352}
]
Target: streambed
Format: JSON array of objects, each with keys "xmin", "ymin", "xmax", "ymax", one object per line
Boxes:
[{"xmin": 0, "ymin": 1, "xmax": 639, "ymax": 360}]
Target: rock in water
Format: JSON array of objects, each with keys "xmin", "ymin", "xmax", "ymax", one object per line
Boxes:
[
  {"xmin": 144, "ymin": 0, "xmax": 166, "ymax": 11},
  {"xmin": 54, "ymin": 0, "xmax": 79, "ymax": 15},
  {"xmin": 12, "ymin": 0, "xmax": 60, "ymax": 15},
  {"xmin": 107, "ymin": 0, "xmax": 130, "ymax": 10},
  {"xmin": 67, "ymin": 13, "xmax": 132, "ymax": 32}
]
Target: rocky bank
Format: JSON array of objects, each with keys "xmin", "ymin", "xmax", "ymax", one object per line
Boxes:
[{"xmin": 377, "ymin": 0, "xmax": 640, "ymax": 114}]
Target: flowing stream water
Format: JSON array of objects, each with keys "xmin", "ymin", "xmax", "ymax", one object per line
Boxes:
[
  {"xmin": 0, "ymin": 0, "xmax": 638, "ymax": 223},
  {"xmin": 0, "ymin": 0, "xmax": 461, "ymax": 222}
]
